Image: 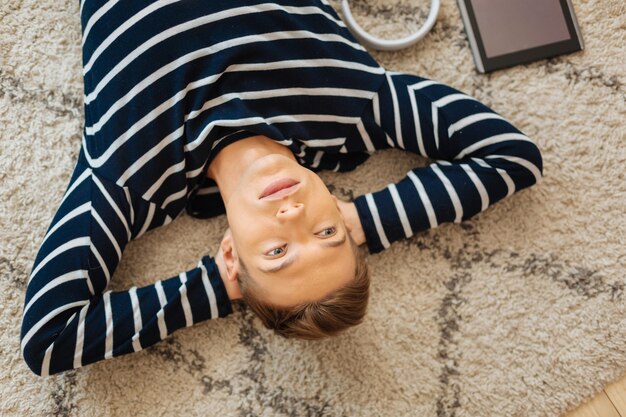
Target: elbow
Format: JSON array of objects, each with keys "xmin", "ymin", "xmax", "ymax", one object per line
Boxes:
[
  {"xmin": 20, "ymin": 321, "xmax": 50, "ymax": 377},
  {"xmin": 20, "ymin": 344, "xmax": 46, "ymax": 377},
  {"xmin": 510, "ymin": 137, "xmax": 543, "ymax": 186},
  {"xmin": 498, "ymin": 138, "xmax": 544, "ymax": 188}
]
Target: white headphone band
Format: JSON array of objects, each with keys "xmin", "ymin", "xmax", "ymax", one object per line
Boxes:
[{"xmin": 340, "ymin": 0, "xmax": 440, "ymax": 51}]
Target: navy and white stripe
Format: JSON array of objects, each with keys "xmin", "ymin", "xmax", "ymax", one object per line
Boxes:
[
  {"xmin": 77, "ymin": 0, "xmax": 386, "ymax": 220},
  {"xmin": 353, "ymin": 74, "xmax": 543, "ymax": 253},
  {"xmin": 20, "ymin": 156, "xmax": 231, "ymax": 376},
  {"xmin": 21, "ymin": 0, "xmax": 542, "ymax": 376}
]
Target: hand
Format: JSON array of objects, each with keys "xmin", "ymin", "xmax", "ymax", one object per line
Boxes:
[{"xmin": 335, "ymin": 197, "xmax": 366, "ymax": 246}]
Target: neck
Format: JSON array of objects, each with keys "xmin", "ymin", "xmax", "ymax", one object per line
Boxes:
[{"xmin": 206, "ymin": 135, "xmax": 296, "ymax": 204}]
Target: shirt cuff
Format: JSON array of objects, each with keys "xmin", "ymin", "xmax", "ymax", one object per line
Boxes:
[{"xmin": 200, "ymin": 256, "xmax": 233, "ymax": 318}]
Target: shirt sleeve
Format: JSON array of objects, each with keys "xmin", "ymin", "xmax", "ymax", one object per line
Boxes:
[
  {"xmin": 20, "ymin": 155, "xmax": 233, "ymax": 376},
  {"xmin": 353, "ymin": 72, "xmax": 543, "ymax": 254}
]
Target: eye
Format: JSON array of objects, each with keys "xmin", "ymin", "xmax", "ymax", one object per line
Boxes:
[
  {"xmin": 316, "ymin": 226, "xmax": 336, "ymax": 237},
  {"xmin": 265, "ymin": 245, "xmax": 286, "ymax": 257}
]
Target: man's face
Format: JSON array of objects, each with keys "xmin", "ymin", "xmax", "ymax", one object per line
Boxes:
[{"xmin": 225, "ymin": 154, "xmax": 356, "ymax": 308}]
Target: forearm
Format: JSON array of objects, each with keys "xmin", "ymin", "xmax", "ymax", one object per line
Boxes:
[
  {"xmin": 353, "ymin": 72, "xmax": 542, "ymax": 253},
  {"xmin": 20, "ymin": 161, "xmax": 232, "ymax": 376}
]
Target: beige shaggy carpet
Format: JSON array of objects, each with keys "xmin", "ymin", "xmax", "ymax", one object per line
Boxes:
[{"xmin": 1, "ymin": 0, "xmax": 624, "ymax": 416}]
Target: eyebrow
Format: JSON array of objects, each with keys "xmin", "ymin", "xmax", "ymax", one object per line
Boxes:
[{"xmin": 259, "ymin": 234, "xmax": 347, "ymax": 274}]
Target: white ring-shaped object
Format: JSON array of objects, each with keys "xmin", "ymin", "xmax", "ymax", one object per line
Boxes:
[{"xmin": 341, "ymin": 0, "xmax": 440, "ymax": 51}]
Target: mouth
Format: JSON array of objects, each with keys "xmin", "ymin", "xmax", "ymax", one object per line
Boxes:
[{"xmin": 259, "ymin": 178, "xmax": 300, "ymax": 200}]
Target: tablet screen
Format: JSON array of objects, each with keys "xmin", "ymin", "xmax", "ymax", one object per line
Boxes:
[{"xmin": 470, "ymin": 0, "xmax": 572, "ymax": 58}]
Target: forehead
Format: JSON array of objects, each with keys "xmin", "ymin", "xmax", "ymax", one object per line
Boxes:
[{"xmin": 251, "ymin": 240, "xmax": 356, "ymax": 308}]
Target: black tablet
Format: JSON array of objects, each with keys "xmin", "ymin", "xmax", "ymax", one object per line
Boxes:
[{"xmin": 457, "ymin": 0, "xmax": 584, "ymax": 73}]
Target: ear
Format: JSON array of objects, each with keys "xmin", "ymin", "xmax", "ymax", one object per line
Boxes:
[{"xmin": 220, "ymin": 228, "xmax": 240, "ymax": 282}]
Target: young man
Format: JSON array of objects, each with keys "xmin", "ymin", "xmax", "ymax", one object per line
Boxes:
[{"xmin": 20, "ymin": 0, "xmax": 542, "ymax": 376}]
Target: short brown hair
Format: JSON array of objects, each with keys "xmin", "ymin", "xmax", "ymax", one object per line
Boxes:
[{"xmin": 236, "ymin": 235, "xmax": 370, "ymax": 340}]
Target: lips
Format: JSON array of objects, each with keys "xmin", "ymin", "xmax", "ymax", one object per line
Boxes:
[{"xmin": 259, "ymin": 178, "xmax": 300, "ymax": 199}]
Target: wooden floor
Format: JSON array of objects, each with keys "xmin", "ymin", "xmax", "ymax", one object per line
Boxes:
[{"xmin": 562, "ymin": 374, "xmax": 626, "ymax": 417}]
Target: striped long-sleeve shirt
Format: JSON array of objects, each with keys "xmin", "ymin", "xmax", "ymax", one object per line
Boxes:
[{"xmin": 20, "ymin": 0, "xmax": 542, "ymax": 376}]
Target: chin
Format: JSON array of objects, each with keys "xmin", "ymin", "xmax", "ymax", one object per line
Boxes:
[
  {"xmin": 247, "ymin": 153, "xmax": 288, "ymax": 173},
  {"xmin": 247, "ymin": 154, "xmax": 303, "ymax": 181}
]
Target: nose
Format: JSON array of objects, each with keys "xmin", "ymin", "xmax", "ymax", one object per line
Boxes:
[{"xmin": 276, "ymin": 202, "xmax": 304, "ymax": 220}]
